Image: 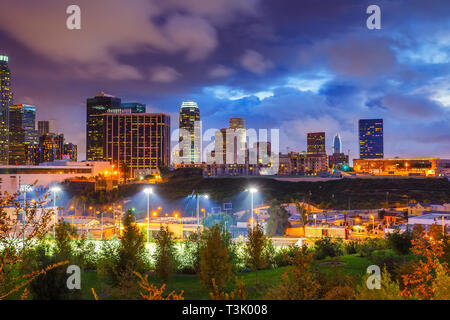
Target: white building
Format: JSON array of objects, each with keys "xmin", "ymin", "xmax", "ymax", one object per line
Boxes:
[
  {"xmin": 408, "ymin": 213, "xmax": 450, "ymax": 229},
  {"xmin": 0, "ymin": 160, "xmax": 112, "ymax": 196}
]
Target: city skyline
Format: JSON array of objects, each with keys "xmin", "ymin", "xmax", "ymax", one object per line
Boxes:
[{"xmin": 0, "ymin": 0, "xmax": 449, "ymax": 161}]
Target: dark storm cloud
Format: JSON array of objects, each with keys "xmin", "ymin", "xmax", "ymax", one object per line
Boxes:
[{"xmin": 0, "ymin": 0, "xmax": 449, "ymax": 160}]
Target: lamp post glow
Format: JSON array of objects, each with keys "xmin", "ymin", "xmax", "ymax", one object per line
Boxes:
[
  {"xmin": 195, "ymin": 192, "xmax": 208, "ymax": 233},
  {"xmin": 19, "ymin": 184, "xmax": 33, "ymax": 244},
  {"xmin": 248, "ymin": 188, "xmax": 258, "ymax": 232},
  {"xmin": 313, "ymin": 214, "xmax": 317, "ymax": 228},
  {"xmin": 370, "ymin": 215, "xmax": 375, "ymax": 233},
  {"xmin": 143, "ymin": 187, "xmax": 153, "ymax": 243},
  {"xmin": 50, "ymin": 186, "xmax": 61, "ymax": 239}
]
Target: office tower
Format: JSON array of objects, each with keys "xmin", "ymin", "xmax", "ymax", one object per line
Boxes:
[
  {"xmin": 120, "ymin": 102, "xmax": 146, "ymax": 113},
  {"xmin": 179, "ymin": 101, "xmax": 201, "ymax": 163},
  {"xmin": 62, "ymin": 142, "xmax": 77, "ymax": 161},
  {"xmin": 104, "ymin": 113, "xmax": 171, "ymax": 175},
  {"xmin": 38, "ymin": 120, "xmax": 49, "ymax": 136},
  {"xmin": 307, "ymin": 132, "xmax": 326, "ymax": 154},
  {"xmin": 333, "ymin": 133, "xmax": 341, "ymax": 154},
  {"xmin": 38, "ymin": 133, "xmax": 64, "ymax": 163},
  {"xmin": 359, "ymin": 119, "xmax": 383, "ymax": 159},
  {"xmin": 48, "ymin": 118, "xmax": 58, "ymax": 134},
  {"xmin": 0, "ymin": 54, "xmax": 13, "ymax": 164},
  {"xmin": 86, "ymin": 92, "xmax": 121, "ymax": 161},
  {"xmin": 8, "ymin": 105, "xmax": 26, "ymax": 165},
  {"xmin": 22, "ymin": 105, "xmax": 37, "ymax": 145},
  {"xmin": 229, "ymin": 117, "xmax": 245, "ymax": 130}
]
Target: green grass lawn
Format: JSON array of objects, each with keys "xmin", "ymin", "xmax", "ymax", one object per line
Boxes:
[
  {"xmin": 81, "ymin": 253, "xmax": 377, "ymax": 300},
  {"xmin": 82, "ymin": 267, "xmax": 292, "ymax": 300}
]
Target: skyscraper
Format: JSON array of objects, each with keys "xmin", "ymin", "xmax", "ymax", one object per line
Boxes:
[
  {"xmin": 0, "ymin": 54, "xmax": 13, "ymax": 164},
  {"xmin": 104, "ymin": 113, "xmax": 170, "ymax": 175},
  {"xmin": 120, "ymin": 102, "xmax": 146, "ymax": 113},
  {"xmin": 359, "ymin": 119, "xmax": 383, "ymax": 159},
  {"xmin": 333, "ymin": 133, "xmax": 341, "ymax": 154},
  {"xmin": 22, "ymin": 105, "xmax": 37, "ymax": 145},
  {"xmin": 179, "ymin": 101, "xmax": 201, "ymax": 163},
  {"xmin": 8, "ymin": 105, "xmax": 26, "ymax": 165},
  {"xmin": 38, "ymin": 120, "xmax": 49, "ymax": 136},
  {"xmin": 8, "ymin": 104, "xmax": 37, "ymax": 165},
  {"xmin": 229, "ymin": 117, "xmax": 245, "ymax": 130},
  {"xmin": 307, "ymin": 132, "xmax": 326, "ymax": 154},
  {"xmin": 86, "ymin": 92, "xmax": 121, "ymax": 161}
]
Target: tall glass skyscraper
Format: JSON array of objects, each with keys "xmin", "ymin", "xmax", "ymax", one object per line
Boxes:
[
  {"xmin": 86, "ymin": 92, "xmax": 121, "ymax": 161},
  {"xmin": 359, "ymin": 119, "xmax": 383, "ymax": 159},
  {"xmin": 8, "ymin": 104, "xmax": 36, "ymax": 165},
  {"xmin": 333, "ymin": 133, "xmax": 341, "ymax": 154},
  {"xmin": 0, "ymin": 54, "xmax": 13, "ymax": 164},
  {"xmin": 179, "ymin": 101, "xmax": 201, "ymax": 163}
]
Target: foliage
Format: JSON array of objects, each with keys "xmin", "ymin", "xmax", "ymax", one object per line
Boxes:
[
  {"xmin": 202, "ymin": 212, "xmax": 233, "ymax": 230},
  {"xmin": 343, "ymin": 241, "xmax": 359, "ymax": 255},
  {"xmin": 294, "ymin": 200, "xmax": 308, "ymax": 226},
  {"xmin": 401, "ymin": 238, "xmax": 449, "ymax": 299},
  {"xmin": 179, "ymin": 231, "xmax": 203, "ymax": 274},
  {"xmin": 266, "ymin": 200, "xmax": 291, "ymax": 236},
  {"xmin": 210, "ymin": 277, "xmax": 247, "ymax": 300},
  {"xmin": 266, "ymin": 246, "xmax": 319, "ymax": 300},
  {"xmin": 387, "ymin": 231, "xmax": 413, "ymax": 255},
  {"xmin": 355, "ymin": 267, "xmax": 404, "ymax": 300},
  {"xmin": 313, "ymin": 237, "xmax": 343, "ymax": 260},
  {"xmin": 153, "ymin": 226, "xmax": 176, "ymax": 281},
  {"xmin": 357, "ymin": 238, "xmax": 387, "ymax": 258},
  {"xmin": 246, "ymin": 223, "xmax": 268, "ymax": 272},
  {"xmin": 199, "ymin": 225, "xmax": 232, "ymax": 291},
  {"xmin": 0, "ymin": 188, "xmax": 55, "ymax": 298},
  {"xmin": 134, "ymin": 271, "xmax": 184, "ymax": 300}
]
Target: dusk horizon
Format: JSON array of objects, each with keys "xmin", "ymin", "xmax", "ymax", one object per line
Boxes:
[{"xmin": 0, "ymin": 0, "xmax": 449, "ymax": 161}]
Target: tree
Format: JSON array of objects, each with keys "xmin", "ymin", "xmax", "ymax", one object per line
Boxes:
[
  {"xmin": 401, "ymin": 238, "xmax": 449, "ymax": 299},
  {"xmin": 134, "ymin": 271, "xmax": 184, "ymax": 300},
  {"xmin": 387, "ymin": 230, "xmax": 413, "ymax": 255},
  {"xmin": 295, "ymin": 200, "xmax": 308, "ymax": 227},
  {"xmin": 266, "ymin": 200, "xmax": 291, "ymax": 236},
  {"xmin": 0, "ymin": 188, "xmax": 59, "ymax": 299},
  {"xmin": 428, "ymin": 223, "xmax": 445, "ymax": 242},
  {"xmin": 29, "ymin": 222, "xmax": 78, "ymax": 300},
  {"xmin": 153, "ymin": 226, "xmax": 176, "ymax": 281},
  {"xmin": 355, "ymin": 267, "xmax": 403, "ymax": 300},
  {"xmin": 246, "ymin": 223, "xmax": 267, "ymax": 283},
  {"xmin": 266, "ymin": 246, "xmax": 319, "ymax": 300},
  {"xmin": 199, "ymin": 225, "xmax": 232, "ymax": 291},
  {"xmin": 412, "ymin": 224, "xmax": 425, "ymax": 238},
  {"xmin": 202, "ymin": 212, "xmax": 233, "ymax": 230},
  {"xmin": 112, "ymin": 210, "xmax": 147, "ymax": 294}
]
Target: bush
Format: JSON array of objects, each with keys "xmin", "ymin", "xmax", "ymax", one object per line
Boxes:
[
  {"xmin": 343, "ymin": 241, "xmax": 359, "ymax": 255},
  {"xmin": 313, "ymin": 237, "xmax": 343, "ymax": 260},
  {"xmin": 153, "ymin": 226, "xmax": 177, "ymax": 281},
  {"xmin": 357, "ymin": 238, "xmax": 388, "ymax": 258},
  {"xmin": 387, "ymin": 231, "xmax": 413, "ymax": 255}
]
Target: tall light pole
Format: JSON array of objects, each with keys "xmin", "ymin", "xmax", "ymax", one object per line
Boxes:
[
  {"xmin": 370, "ymin": 215, "xmax": 375, "ymax": 234},
  {"xmin": 194, "ymin": 192, "xmax": 208, "ymax": 234},
  {"xmin": 50, "ymin": 186, "xmax": 61, "ymax": 239},
  {"xmin": 143, "ymin": 187, "xmax": 153, "ymax": 243},
  {"xmin": 248, "ymin": 188, "xmax": 258, "ymax": 232},
  {"xmin": 313, "ymin": 214, "xmax": 317, "ymax": 228},
  {"xmin": 19, "ymin": 184, "xmax": 33, "ymax": 245}
]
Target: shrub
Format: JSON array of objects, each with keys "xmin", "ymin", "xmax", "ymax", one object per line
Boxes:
[
  {"xmin": 343, "ymin": 241, "xmax": 359, "ymax": 255},
  {"xmin": 387, "ymin": 231, "xmax": 413, "ymax": 255},
  {"xmin": 153, "ymin": 226, "xmax": 177, "ymax": 281},
  {"xmin": 313, "ymin": 237, "xmax": 343, "ymax": 260}
]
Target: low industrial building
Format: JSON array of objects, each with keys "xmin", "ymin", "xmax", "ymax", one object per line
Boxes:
[{"xmin": 353, "ymin": 158, "xmax": 450, "ymax": 177}]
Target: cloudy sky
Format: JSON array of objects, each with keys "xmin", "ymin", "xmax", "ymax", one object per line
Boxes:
[{"xmin": 0, "ymin": 0, "xmax": 449, "ymax": 161}]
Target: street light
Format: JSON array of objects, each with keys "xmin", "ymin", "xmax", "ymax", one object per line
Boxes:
[
  {"xmin": 247, "ymin": 188, "xmax": 258, "ymax": 232},
  {"xmin": 19, "ymin": 184, "xmax": 33, "ymax": 245},
  {"xmin": 370, "ymin": 215, "xmax": 375, "ymax": 233},
  {"xmin": 50, "ymin": 186, "xmax": 61, "ymax": 239},
  {"xmin": 194, "ymin": 192, "xmax": 208, "ymax": 233},
  {"xmin": 313, "ymin": 214, "xmax": 317, "ymax": 228},
  {"xmin": 143, "ymin": 187, "xmax": 153, "ymax": 243}
]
